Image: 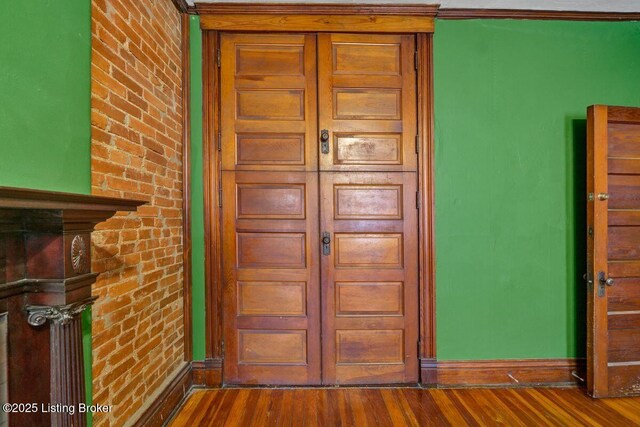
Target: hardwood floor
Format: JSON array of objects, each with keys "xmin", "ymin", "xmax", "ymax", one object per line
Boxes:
[{"xmin": 169, "ymin": 387, "xmax": 640, "ymax": 426}]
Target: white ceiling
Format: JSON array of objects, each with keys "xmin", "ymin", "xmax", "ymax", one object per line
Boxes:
[{"xmin": 186, "ymin": 0, "xmax": 640, "ymax": 13}]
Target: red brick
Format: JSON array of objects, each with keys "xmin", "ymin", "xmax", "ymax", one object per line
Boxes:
[
  {"xmin": 91, "ymin": 1, "xmax": 183, "ymax": 425},
  {"xmin": 110, "ymin": 93, "xmax": 142, "ymax": 119},
  {"xmin": 112, "ymin": 67, "xmax": 144, "ymax": 97},
  {"xmin": 92, "ymin": 64, "xmax": 127, "ymax": 98}
]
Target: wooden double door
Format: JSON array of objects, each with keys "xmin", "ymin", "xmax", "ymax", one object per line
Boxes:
[{"xmin": 221, "ymin": 33, "xmax": 419, "ymax": 385}]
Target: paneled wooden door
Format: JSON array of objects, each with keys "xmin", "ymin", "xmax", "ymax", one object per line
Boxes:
[
  {"xmin": 587, "ymin": 105, "xmax": 640, "ymax": 397},
  {"xmin": 318, "ymin": 34, "xmax": 418, "ymax": 384},
  {"xmin": 221, "ymin": 32, "xmax": 419, "ymax": 385}
]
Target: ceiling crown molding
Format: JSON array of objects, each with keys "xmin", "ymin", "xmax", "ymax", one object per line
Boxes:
[
  {"xmin": 194, "ymin": 2, "xmax": 439, "ymax": 16},
  {"xmin": 188, "ymin": 2, "xmax": 640, "ymax": 19},
  {"xmin": 171, "ymin": 0, "xmax": 197, "ymax": 14},
  {"xmin": 437, "ymin": 8, "xmax": 640, "ymax": 20}
]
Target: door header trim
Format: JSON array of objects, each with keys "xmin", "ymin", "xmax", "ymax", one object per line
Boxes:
[{"xmin": 198, "ymin": 4, "xmax": 437, "ymax": 33}]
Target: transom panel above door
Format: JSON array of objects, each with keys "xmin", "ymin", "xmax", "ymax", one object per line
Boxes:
[
  {"xmin": 318, "ymin": 34, "xmax": 417, "ymax": 172},
  {"xmin": 220, "ymin": 33, "xmax": 318, "ymax": 172}
]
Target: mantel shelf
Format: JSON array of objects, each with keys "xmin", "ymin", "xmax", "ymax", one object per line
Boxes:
[{"xmin": 0, "ymin": 186, "xmax": 146, "ymax": 212}]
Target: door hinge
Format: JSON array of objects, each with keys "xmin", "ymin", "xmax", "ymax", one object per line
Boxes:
[
  {"xmin": 218, "ymin": 168, "xmax": 223, "ymax": 208},
  {"xmin": 414, "ymin": 51, "xmax": 418, "ymax": 70},
  {"xmin": 217, "ymin": 131, "xmax": 222, "ymax": 151},
  {"xmin": 417, "ymin": 340, "xmax": 422, "ymax": 354},
  {"xmin": 415, "ymin": 135, "xmax": 420, "ymax": 154},
  {"xmin": 588, "ymin": 192, "xmax": 594, "ymax": 201},
  {"xmin": 416, "ymin": 191, "xmax": 421, "ymax": 209},
  {"xmin": 216, "ymin": 48, "xmax": 221, "ymax": 68},
  {"xmin": 221, "ymin": 340, "xmax": 225, "ymax": 353}
]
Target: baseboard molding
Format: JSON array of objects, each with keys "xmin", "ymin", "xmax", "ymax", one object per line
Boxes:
[
  {"xmin": 421, "ymin": 358, "xmax": 585, "ymax": 387},
  {"xmin": 131, "ymin": 362, "xmax": 192, "ymax": 427},
  {"xmin": 131, "ymin": 357, "xmax": 584, "ymax": 425},
  {"xmin": 192, "ymin": 358, "xmax": 223, "ymax": 387}
]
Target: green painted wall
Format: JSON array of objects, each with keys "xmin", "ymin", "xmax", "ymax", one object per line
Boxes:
[
  {"xmin": 0, "ymin": 1, "xmax": 92, "ymax": 193},
  {"xmin": 0, "ymin": 1, "xmax": 93, "ymax": 423},
  {"xmin": 434, "ymin": 20, "xmax": 640, "ymax": 360},
  {"xmin": 187, "ymin": 20, "xmax": 640, "ymax": 361},
  {"xmin": 190, "ymin": 16, "xmax": 207, "ymax": 361}
]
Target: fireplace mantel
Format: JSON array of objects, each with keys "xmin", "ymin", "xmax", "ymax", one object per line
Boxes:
[{"xmin": 0, "ymin": 186, "xmax": 145, "ymax": 426}]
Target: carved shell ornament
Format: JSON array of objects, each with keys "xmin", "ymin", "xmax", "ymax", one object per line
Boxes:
[{"xmin": 71, "ymin": 235, "xmax": 89, "ymax": 274}]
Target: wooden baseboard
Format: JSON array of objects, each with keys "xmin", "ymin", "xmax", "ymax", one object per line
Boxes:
[
  {"xmin": 192, "ymin": 358, "xmax": 223, "ymax": 387},
  {"xmin": 131, "ymin": 362, "xmax": 192, "ymax": 427},
  {"xmin": 421, "ymin": 358, "xmax": 585, "ymax": 387},
  {"xmin": 132, "ymin": 357, "xmax": 584, "ymax": 425},
  {"xmin": 131, "ymin": 359, "xmax": 222, "ymax": 426}
]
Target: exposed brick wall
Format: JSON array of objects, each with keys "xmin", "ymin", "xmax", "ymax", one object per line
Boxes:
[{"xmin": 90, "ymin": 0, "xmax": 184, "ymax": 425}]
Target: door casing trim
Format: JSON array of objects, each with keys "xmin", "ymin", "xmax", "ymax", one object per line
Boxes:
[{"xmin": 201, "ymin": 5, "xmax": 437, "ymax": 386}]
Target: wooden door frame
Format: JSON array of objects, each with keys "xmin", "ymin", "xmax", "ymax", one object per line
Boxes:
[{"xmin": 200, "ymin": 4, "xmax": 438, "ymax": 385}]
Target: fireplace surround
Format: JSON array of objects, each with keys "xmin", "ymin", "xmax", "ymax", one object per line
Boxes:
[{"xmin": 0, "ymin": 187, "xmax": 144, "ymax": 426}]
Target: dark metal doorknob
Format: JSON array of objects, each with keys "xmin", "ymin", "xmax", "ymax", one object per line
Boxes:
[
  {"xmin": 322, "ymin": 232, "xmax": 331, "ymax": 255},
  {"xmin": 597, "ymin": 271, "xmax": 614, "ymax": 297},
  {"xmin": 320, "ymin": 129, "xmax": 330, "ymax": 154}
]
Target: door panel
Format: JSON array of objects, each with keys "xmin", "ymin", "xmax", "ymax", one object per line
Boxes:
[
  {"xmin": 222, "ymin": 171, "xmax": 320, "ymax": 384},
  {"xmin": 587, "ymin": 105, "xmax": 640, "ymax": 397},
  {"xmin": 318, "ymin": 33, "xmax": 419, "ymax": 384},
  {"xmin": 220, "ymin": 31, "xmax": 320, "ymax": 385},
  {"xmin": 318, "ymin": 34, "xmax": 417, "ymax": 172},
  {"xmin": 320, "ymin": 173, "xmax": 418, "ymax": 384},
  {"xmin": 221, "ymin": 34, "xmax": 318, "ymax": 172}
]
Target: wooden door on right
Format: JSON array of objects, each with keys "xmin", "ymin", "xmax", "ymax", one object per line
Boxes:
[
  {"xmin": 587, "ymin": 105, "xmax": 640, "ymax": 397},
  {"xmin": 318, "ymin": 34, "xmax": 419, "ymax": 384}
]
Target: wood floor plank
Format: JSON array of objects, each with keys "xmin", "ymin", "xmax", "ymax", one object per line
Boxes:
[
  {"xmin": 303, "ymin": 389, "xmax": 319, "ymax": 427},
  {"xmin": 524, "ymin": 388, "xmax": 592, "ymax": 425},
  {"xmin": 223, "ymin": 389, "xmax": 251, "ymax": 427},
  {"xmin": 538, "ymin": 388, "xmax": 611, "ymax": 426},
  {"xmin": 471, "ymin": 388, "xmax": 528, "ymax": 426},
  {"xmin": 249, "ymin": 389, "xmax": 271, "ymax": 427},
  {"xmin": 361, "ymin": 389, "xmax": 391, "ymax": 426},
  {"xmin": 289, "ymin": 389, "xmax": 305, "ymax": 427},
  {"xmin": 193, "ymin": 389, "xmax": 221, "ymax": 426},
  {"xmin": 241, "ymin": 388, "xmax": 263, "ymax": 427},
  {"xmin": 444, "ymin": 389, "xmax": 486, "ymax": 426},
  {"xmin": 276, "ymin": 388, "xmax": 293, "ymax": 427},
  {"xmin": 169, "ymin": 387, "xmax": 640, "ymax": 427},
  {"xmin": 600, "ymin": 396, "xmax": 640, "ymax": 424},
  {"xmin": 425, "ymin": 389, "xmax": 479, "ymax": 426},
  {"xmin": 222, "ymin": 390, "xmax": 245, "ymax": 425},
  {"xmin": 506, "ymin": 388, "xmax": 562, "ymax": 425},
  {"xmin": 266, "ymin": 389, "xmax": 284, "ymax": 427},
  {"xmin": 334, "ymin": 389, "xmax": 353, "ymax": 427},
  {"xmin": 346, "ymin": 388, "xmax": 368, "ymax": 427},
  {"xmin": 492, "ymin": 388, "xmax": 553, "ymax": 426},
  {"xmin": 169, "ymin": 389, "xmax": 206, "ymax": 426},
  {"xmin": 324, "ymin": 389, "xmax": 342, "ymax": 427},
  {"xmin": 380, "ymin": 389, "xmax": 416, "ymax": 427},
  {"xmin": 399, "ymin": 388, "xmax": 448, "ymax": 426},
  {"xmin": 556, "ymin": 388, "xmax": 636, "ymax": 426},
  {"xmin": 338, "ymin": 389, "xmax": 356, "ymax": 427}
]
